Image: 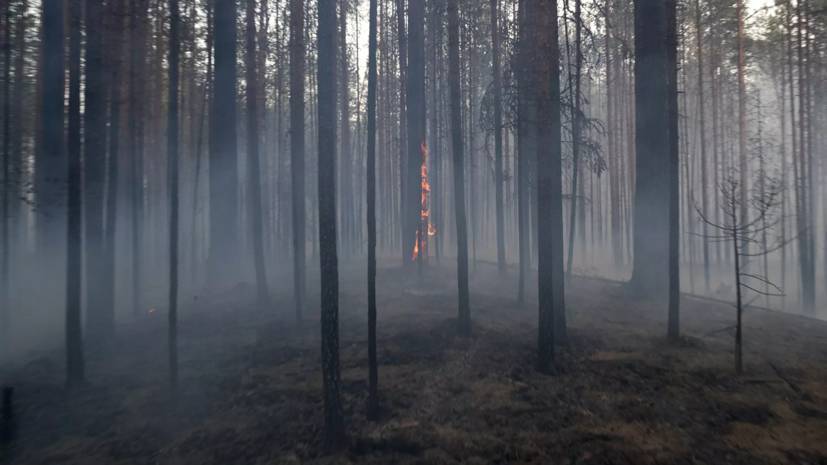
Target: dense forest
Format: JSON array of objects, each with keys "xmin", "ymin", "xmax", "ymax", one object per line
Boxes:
[{"xmin": 0, "ymin": 0, "xmax": 826, "ymax": 463}]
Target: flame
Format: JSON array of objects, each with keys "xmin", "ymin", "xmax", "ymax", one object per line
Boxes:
[
  {"xmin": 411, "ymin": 235, "xmax": 419, "ymax": 260},
  {"xmin": 412, "ymin": 142, "xmax": 436, "ymax": 260}
]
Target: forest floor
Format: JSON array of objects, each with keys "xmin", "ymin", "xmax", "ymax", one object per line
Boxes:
[{"xmin": 2, "ymin": 261, "xmax": 827, "ymax": 465}]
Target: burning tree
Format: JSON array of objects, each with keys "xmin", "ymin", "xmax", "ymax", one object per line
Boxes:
[
  {"xmin": 697, "ymin": 170, "xmax": 786, "ymax": 374},
  {"xmin": 412, "ymin": 142, "xmax": 436, "ymax": 263}
]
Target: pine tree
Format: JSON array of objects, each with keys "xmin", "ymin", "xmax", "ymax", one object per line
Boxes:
[{"xmin": 317, "ymin": 0, "xmax": 345, "ymax": 449}]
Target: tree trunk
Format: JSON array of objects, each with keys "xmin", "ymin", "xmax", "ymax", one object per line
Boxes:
[
  {"xmin": 448, "ymin": 0, "xmax": 471, "ymax": 337},
  {"xmin": 129, "ymin": 0, "xmax": 146, "ymax": 318},
  {"xmin": 565, "ymin": 0, "xmax": 583, "ymax": 277},
  {"xmin": 317, "ymin": 0, "xmax": 345, "ymax": 449},
  {"xmin": 666, "ymin": 0, "xmax": 680, "ymax": 340},
  {"xmin": 167, "ymin": 0, "xmax": 181, "ymax": 388},
  {"xmin": 246, "ymin": 0, "xmax": 269, "ymax": 306},
  {"xmin": 490, "ymin": 0, "xmax": 505, "ymax": 272},
  {"xmin": 796, "ymin": 0, "xmax": 814, "ymax": 312},
  {"xmin": 290, "ymin": 0, "xmax": 306, "ymax": 323},
  {"xmin": 630, "ymin": 0, "xmax": 670, "ymax": 298},
  {"xmin": 406, "ymin": 0, "xmax": 426, "ymax": 270},
  {"xmin": 35, "ymin": 0, "xmax": 66, "ymax": 273},
  {"xmin": 516, "ymin": 0, "xmax": 532, "ymax": 304},
  {"xmin": 102, "ymin": 0, "xmax": 123, "ymax": 351},
  {"xmin": 83, "ymin": 0, "xmax": 110, "ymax": 341},
  {"xmin": 66, "ymin": 0, "xmax": 85, "ymax": 388},
  {"xmin": 396, "ymin": 0, "xmax": 408, "ymax": 263},
  {"xmin": 210, "ymin": 0, "xmax": 240, "ymax": 286},
  {"xmin": 736, "ymin": 0, "xmax": 748, "ymax": 259},
  {"xmin": 366, "ymin": 0, "xmax": 379, "ymax": 419},
  {"xmin": 1, "ymin": 0, "xmax": 11, "ymax": 349},
  {"xmin": 694, "ymin": 0, "xmax": 710, "ymax": 292},
  {"xmin": 530, "ymin": 0, "xmax": 564, "ymax": 373},
  {"xmin": 339, "ymin": 0, "xmax": 353, "ymax": 257}
]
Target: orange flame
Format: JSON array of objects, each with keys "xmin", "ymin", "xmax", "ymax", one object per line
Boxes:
[{"xmin": 412, "ymin": 142, "xmax": 436, "ymax": 260}]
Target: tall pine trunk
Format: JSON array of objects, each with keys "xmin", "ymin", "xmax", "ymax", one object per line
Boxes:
[
  {"xmin": 246, "ymin": 0, "xmax": 269, "ymax": 306},
  {"xmin": 406, "ymin": 0, "xmax": 425, "ymax": 269},
  {"xmin": 210, "ymin": 0, "xmax": 240, "ymax": 286},
  {"xmin": 490, "ymin": 0, "xmax": 505, "ymax": 272},
  {"xmin": 36, "ymin": 0, "xmax": 66, "ymax": 275},
  {"xmin": 168, "ymin": 0, "xmax": 181, "ymax": 388},
  {"xmin": 1, "ymin": 0, "xmax": 11, "ymax": 349},
  {"xmin": 66, "ymin": 0, "xmax": 85, "ymax": 388},
  {"xmin": 84, "ymin": 0, "xmax": 110, "ymax": 341},
  {"xmin": 531, "ymin": 0, "xmax": 565, "ymax": 373},
  {"xmin": 565, "ymin": 0, "xmax": 583, "ymax": 277},
  {"xmin": 289, "ymin": 0, "xmax": 306, "ymax": 323},
  {"xmin": 666, "ymin": 0, "xmax": 680, "ymax": 340},
  {"xmin": 516, "ymin": 0, "xmax": 532, "ymax": 304},
  {"xmin": 102, "ymin": 0, "xmax": 123, "ymax": 334},
  {"xmin": 694, "ymin": 0, "xmax": 710, "ymax": 292},
  {"xmin": 448, "ymin": 0, "xmax": 471, "ymax": 336},
  {"xmin": 630, "ymin": 0, "xmax": 670, "ymax": 298},
  {"xmin": 317, "ymin": 0, "xmax": 345, "ymax": 449},
  {"xmin": 366, "ymin": 0, "xmax": 379, "ymax": 420},
  {"xmin": 339, "ymin": 0, "xmax": 353, "ymax": 256}
]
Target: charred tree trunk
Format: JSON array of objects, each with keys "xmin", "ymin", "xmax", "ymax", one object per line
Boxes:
[
  {"xmin": 566, "ymin": 0, "xmax": 583, "ymax": 277},
  {"xmin": 531, "ymin": 0, "xmax": 565, "ymax": 373},
  {"xmin": 317, "ymin": 0, "xmax": 345, "ymax": 449},
  {"xmin": 490, "ymin": 0, "xmax": 505, "ymax": 272},
  {"xmin": 694, "ymin": 0, "xmax": 710, "ymax": 292},
  {"xmin": 630, "ymin": 0, "xmax": 670, "ymax": 299},
  {"xmin": 84, "ymin": 0, "xmax": 110, "ymax": 341},
  {"xmin": 736, "ymin": 0, "xmax": 748, "ymax": 257},
  {"xmin": 210, "ymin": 0, "xmax": 240, "ymax": 286},
  {"xmin": 366, "ymin": 0, "xmax": 379, "ymax": 420},
  {"xmin": 246, "ymin": 0, "xmax": 269, "ymax": 306},
  {"xmin": 339, "ymin": 0, "xmax": 353, "ymax": 257},
  {"xmin": 666, "ymin": 0, "xmax": 680, "ymax": 340},
  {"xmin": 516, "ymin": 0, "xmax": 532, "ymax": 304},
  {"xmin": 1, "ymin": 0, "xmax": 11, "ymax": 348},
  {"xmin": 168, "ymin": 0, "xmax": 181, "ymax": 388},
  {"xmin": 406, "ymin": 0, "xmax": 426, "ymax": 270},
  {"xmin": 66, "ymin": 0, "xmax": 85, "ymax": 388},
  {"xmin": 448, "ymin": 0, "xmax": 471, "ymax": 336},
  {"xmin": 129, "ymin": 0, "xmax": 147, "ymax": 318},
  {"xmin": 35, "ymin": 0, "xmax": 66, "ymax": 273},
  {"xmin": 396, "ymin": 0, "xmax": 408, "ymax": 263},
  {"xmin": 102, "ymin": 0, "xmax": 123, "ymax": 334},
  {"xmin": 290, "ymin": 0, "xmax": 306, "ymax": 323}
]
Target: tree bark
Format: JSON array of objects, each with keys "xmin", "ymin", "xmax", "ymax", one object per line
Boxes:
[
  {"xmin": 490, "ymin": 0, "xmax": 505, "ymax": 272},
  {"xmin": 516, "ymin": 0, "xmax": 532, "ymax": 304},
  {"xmin": 339, "ymin": 0, "xmax": 353, "ymax": 256},
  {"xmin": 66, "ymin": 0, "xmax": 85, "ymax": 388},
  {"xmin": 210, "ymin": 0, "xmax": 240, "ymax": 286},
  {"xmin": 366, "ymin": 0, "xmax": 379, "ymax": 420},
  {"xmin": 1, "ymin": 0, "xmax": 11, "ymax": 349},
  {"xmin": 168, "ymin": 0, "xmax": 181, "ymax": 388},
  {"xmin": 246, "ymin": 0, "xmax": 269, "ymax": 306},
  {"xmin": 290, "ymin": 0, "xmax": 306, "ymax": 323},
  {"xmin": 630, "ymin": 0, "xmax": 670, "ymax": 298},
  {"xmin": 530, "ymin": 0, "xmax": 565, "ymax": 373},
  {"xmin": 35, "ymin": 0, "xmax": 66, "ymax": 270},
  {"xmin": 317, "ymin": 0, "xmax": 345, "ymax": 449},
  {"xmin": 406, "ymin": 0, "xmax": 426, "ymax": 269},
  {"xmin": 448, "ymin": 0, "xmax": 471, "ymax": 337},
  {"xmin": 84, "ymin": 0, "xmax": 110, "ymax": 341},
  {"xmin": 666, "ymin": 0, "xmax": 680, "ymax": 340}
]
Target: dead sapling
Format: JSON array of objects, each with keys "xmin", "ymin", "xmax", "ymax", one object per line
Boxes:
[{"xmin": 695, "ymin": 170, "xmax": 789, "ymax": 375}]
